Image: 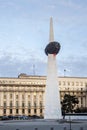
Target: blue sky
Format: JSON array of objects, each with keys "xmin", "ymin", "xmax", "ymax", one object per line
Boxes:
[{"xmin": 0, "ymin": 0, "xmax": 87, "ymax": 77}]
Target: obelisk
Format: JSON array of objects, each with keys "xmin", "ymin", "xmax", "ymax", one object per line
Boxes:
[{"xmin": 44, "ymin": 17, "xmax": 62, "ymax": 119}]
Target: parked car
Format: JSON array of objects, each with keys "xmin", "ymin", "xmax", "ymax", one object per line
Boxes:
[{"xmin": 1, "ymin": 116, "xmax": 9, "ymax": 120}]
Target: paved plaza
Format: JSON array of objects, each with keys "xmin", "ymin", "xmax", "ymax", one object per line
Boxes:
[{"xmin": 0, "ymin": 119, "xmax": 87, "ymax": 130}]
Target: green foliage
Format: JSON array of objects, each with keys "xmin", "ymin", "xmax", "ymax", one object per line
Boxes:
[{"xmin": 61, "ymin": 94, "xmax": 79, "ymax": 114}]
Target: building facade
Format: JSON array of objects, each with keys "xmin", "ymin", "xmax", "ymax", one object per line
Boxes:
[{"xmin": 0, "ymin": 73, "xmax": 87, "ymax": 117}]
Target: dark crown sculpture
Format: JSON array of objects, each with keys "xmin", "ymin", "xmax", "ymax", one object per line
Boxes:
[{"xmin": 45, "ymin": 41, "xmax": 60, "ymax": 56}]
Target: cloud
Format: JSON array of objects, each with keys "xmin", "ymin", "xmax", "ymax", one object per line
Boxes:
[
  {"xmin": 46, "ymin": 4, "xmax": 56, "ymax": 10},
  {"xmin": 81, "ymin": 40, "xmax": 87, "ymax": 51},
  {"xmin": 0, "ymin": 48, "xmax": 46, "ymax": 77},
  {"xmin": 59, "ymin": 0, "xmax": 82, "ymax": 9},
  {"xmin": 0, "ymin": 48, "xmax": 87, "ymax": 78},
  {"xmin": 58, "ymin": 55, "xmax": 87, "ymax": 77}
]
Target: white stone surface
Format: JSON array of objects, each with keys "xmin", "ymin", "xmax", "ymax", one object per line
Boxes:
[{"xmin": 44, "ymin": 54, "xmax": 62, "ymax": 119}]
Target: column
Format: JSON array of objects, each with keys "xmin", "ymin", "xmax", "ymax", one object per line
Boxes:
[
  {"xmin": 31, "ymin": 92, "xmax": 34, "ymax": 115},
  {"xmin": 13, "ymin": 92, "xmax": 16, "ymax": 115},
  {"xmin": 37, "ymin": 92, "xmax": 40, "ymax": 116},
  {"xmin": 19, "ymin": 93, "xmax": 22, "ymax": 115},
  {"xmin": 0, "ymin": 92, "xmax": 3, "ymax": 116},
  {"xmin": 25, "ymin": 92, "xmax": 28, "ymax": 115},
  {"xmin": 6, "ymin": 92, "xmax": 9, "ymax": 115}
]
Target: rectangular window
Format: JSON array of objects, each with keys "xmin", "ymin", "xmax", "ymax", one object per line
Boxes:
[
  {"xmin": 4, "ymin": 94, "xmax": 6, "ymax": 99},
  {"xmin": 63, "ymin": 81, "xmax": 65, "ymax": 85},
  {"xmin": 85, "ymin": 83, "xmax": 87, "ymax": 87},
  {"xmin": 81, "ymin": 88, "xmax": 83, "ymax": 91},
  {"xmin": 10, "ymin": 94, "xmax": 12, "ymax": 99},
  {"xmin": 34, "ymin": 109, "xmax": 37, "ymax": 114},
  {"xmin": 16, "ymin": 101, "xmax": 19, "ymax": 107},
  {"xmin": 68, "ymin": 82, "xmax": 70, "ymax": 85},
  {"xmin": 3, "ymin": 109, "xmax": 6, "ymax": 114},
  {"xmin": 16, "ymin": 95, "xmax": 18, "ymax": 99},
  {"xmin": 22, "ymin": 109, "xmax": 25, "ymax": 114},
  {"xmin": 16, "ymin": 109, "xmax": 19, "ymax": 114},
  {"xmin": 81, "ymin": 97, "xmax": 83, "ymax": 105},
  {"xmin": 10, "ymin": 109, "xmax": 12, "ymax": 114},
  {"xmin": 28, "ymin": 95, "xmax": 30, "ymax": 100},
  {"xmin": 40, "ymin": 109, "xmax": 42, "ymax": 113},
  {"xmin": 28, "ymin": 102, "xmax": 31, "ymax": 108},
  {"xmin": 72, "ymin": 82, "xmax": 74, "ymax": 86},
  {"xmin": 22, "ymin": 102, "xmax": 25, "ymax": 107},
  {"xmin": 80, "ymin": 82, "xmax": 83, "ymax": 86},
  {"xmin": 22, "ymin": 95, "xmax": 24, "ymax": 99},
  {"xmin": 10, "ymin": 101, "xmax": 12, "ymax": 107},
  {"xmin": 34, "ymin": 102, "xmax": 36, "ymax": 107},
  {"xmin": 40, "ymin": 102, "xmax": 42, "ymax": 107},
  {"xmin": 28, "ymin": 109, "xmax": 31, "ymax": 114},
  {"xmin": 4, "ymin": 102, "xmax": 6, "ymax": 108},
  {"xmin": 76, "ymin": 82, "xmax": 79, "ymax": 86}
]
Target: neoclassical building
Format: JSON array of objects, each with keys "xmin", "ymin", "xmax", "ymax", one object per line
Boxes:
[{"xmin": 0, "ymin": 73, "xmax": 87, "ymax": 117}]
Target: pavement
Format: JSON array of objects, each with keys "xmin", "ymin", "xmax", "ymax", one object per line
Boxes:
[{"xmin": 0, "ymin": 119, "xmax": 87, "ymax": 130}]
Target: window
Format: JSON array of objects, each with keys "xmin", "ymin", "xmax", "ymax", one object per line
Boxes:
[
  {"xmin": 10, "ymin": 109, "xmax": 12, "ymax": 114},
  {"xmin": 10, "ymin": 94, "xmax": 12, "ymax": 99},
  {"xmin": 81, "ymin": 88, "xmax": 83, "ymax": 91},
  {"xmin": 63, "ymin": 81, "xmax": 65, "ymax": 85},
  {"xmin": 16, "ymin": 101, "xmax": 19, "ymax": 107},
  {"xmin": 76, "ymin": 82, "xmax": 79, "ymax": 86},
  {"xmin": 81, "ymin": 88, "xmax": 83, "ymax": 94},
  {"xmin": 28, "ymin": 102, "xmax": 31, "ymax": 108},
  {"xmin": 34, "ymin": 102, "xmax": 36, "ymax": 107},
  {"xmin": 16, "ymin": 109, "xmax": 19, "ymax": 114},
  {"xmin": 22, "ymin": 95, "xmax": 24, "ymax": 99},
  {"xmin": 4, "ymin": 94, "xmax": 6, "ymax": 99},
  {"xmin": 4, "ymin": 102, "xmax": 6, "ymax": 108},
  {"xmin": 22, "ymin": 102, "xmax": 25, "ymax": 107},
  {"xmin": 40, "ymin": 109, "xmax": 42, "ymax": 113},
  {"xmin": 85, "ymin": 83, "xmax": 87, "ymax": 87},
  {"xmin": 28, "ymin": 109, "xmax": 31, "ymax": 114},
  {"xmin": 10, "ymin": 101, "xmax": 12, "ymax": 107},
  {"xmin": 40, "ymin": 102, "xmax": 42, "ymax": 107},
  {"xmin": 80, "ymin": 82, "xmax": 83, "ymax": 86},
  {"xmin": 34, "ymin": 109, "xmax": 37, "ymax": 114},
  {"xmin": 3, "ymin": 109, "xmax": 6, "ymax": 114},
  {"xmin": 28, "ymin": 95, "xmax": 30, "ymax": 100},
  {"xmin": 22, "ymin": 109, "xmax": 25, "ymax": 114},
  {"xmin": 81, "ymin": 97, "xmax": 83, "ymax": 105},
  {"xmin": 34, "ymin": 95, "xmax": 36, "ymax": 101},
  {"xmin": 72, "ymin": 82, "xmax": 74, "ymax": 86},
  {"xmin": 68, "ymin": 82, "xmax": 70, "ymax": 85},
  {"xmin": 16, "ymin": 95, "xmax": 18, "ymax": 99}
]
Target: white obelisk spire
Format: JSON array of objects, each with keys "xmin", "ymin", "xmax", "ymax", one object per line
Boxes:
[
  {"xmin": 49, "ymin": 17, "xmax": 54, "ymax": 42},
  {"xmin": 44, "ymin": 17, "xmax": 62, "ymax": 119}
]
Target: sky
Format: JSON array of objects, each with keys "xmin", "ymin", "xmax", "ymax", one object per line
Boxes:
[{"xmin": 0, "ymin": 0, "xmax": 87, "ymax": 77}]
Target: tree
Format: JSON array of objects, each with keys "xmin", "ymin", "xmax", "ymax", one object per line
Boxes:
[{"xmin": 61, "ymin": 94, "xmax": 79, "ymax": 115}]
